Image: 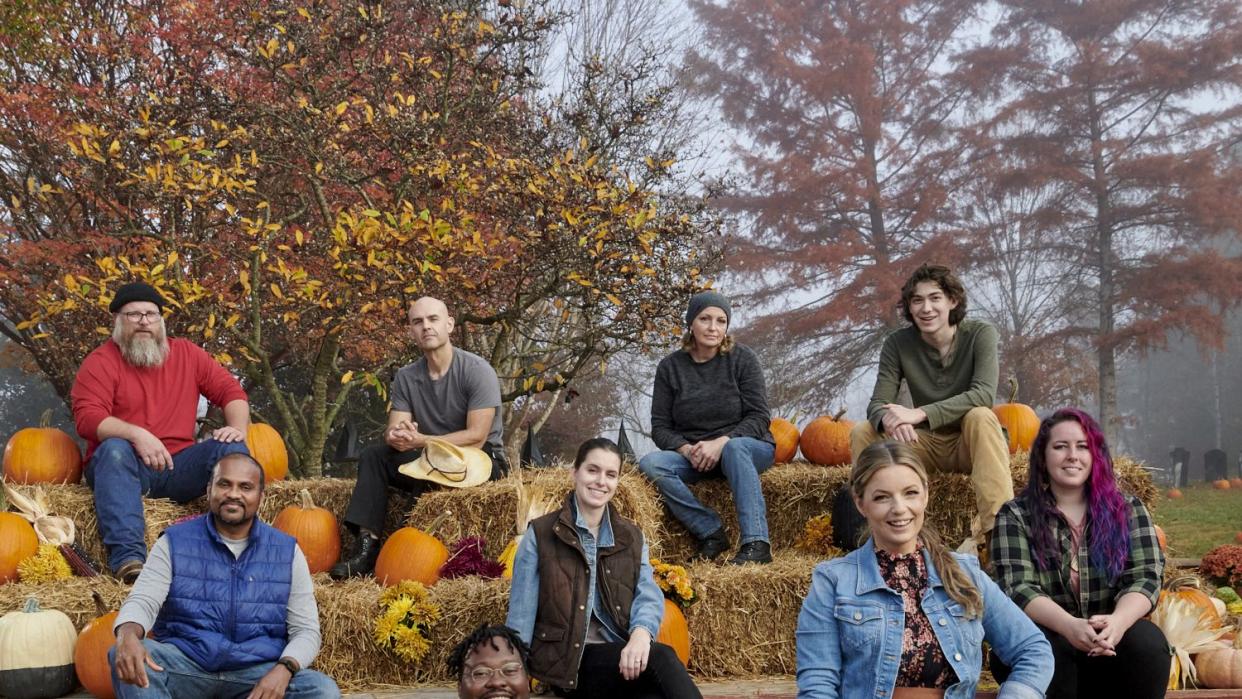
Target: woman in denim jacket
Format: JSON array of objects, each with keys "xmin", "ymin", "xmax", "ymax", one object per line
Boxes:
[
  {"xmin": 796, "ymin": 441, "xmax": 1052, "ymax": 699},
  {"xmin": 507, "ymin": 437, "xmax": 701, "ymax": 698}
]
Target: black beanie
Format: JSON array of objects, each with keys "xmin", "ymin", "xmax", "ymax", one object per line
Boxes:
[
  {"xmin": 109, "ymin": 282, "xmax": 167, "ymax": 313},
  {"xmin": 685, "ymin": 290, "xmax": 732, "ymax": 328}
]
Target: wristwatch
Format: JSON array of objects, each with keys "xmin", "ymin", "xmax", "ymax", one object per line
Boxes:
[{"xmin": 276, "ymin": 657, "xmax": 300, "ymax": 676}]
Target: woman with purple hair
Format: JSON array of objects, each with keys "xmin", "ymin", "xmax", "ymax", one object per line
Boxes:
[{"xmin": 988, "ymin": 408, "xmax": 1169, "ymax": 699}]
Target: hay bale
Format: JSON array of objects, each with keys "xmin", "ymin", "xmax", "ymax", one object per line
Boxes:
[
  {"xmin": 683, "ymin": 550, "xmax": 820, "ymax": 678},
  {"xmin": 0, "ymin": 576, "xmax": 130, "ymax": 628},
  {"xmin": 408, "ymin": 466, "xmax": 672, "ymax": 559},
  {"xmin": 314, "ymin": 575, "xmax": 510, "ymax": 691}
]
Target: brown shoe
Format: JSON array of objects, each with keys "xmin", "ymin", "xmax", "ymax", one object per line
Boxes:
[{"xmin": 115, "ymin": 560, "xmax": 144, "ymax": 585}]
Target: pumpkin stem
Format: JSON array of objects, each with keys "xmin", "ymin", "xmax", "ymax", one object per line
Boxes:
[
  {"xmin": 425, "ymin": 510, "xmax": 453, "ymax": 537},
  {"xmin": 39, "ymin": 408, "xmax": 54, "ymax": 429},
  {"xmin": 832, "ymin": 408, "xmax": 847, "ymax": 421},
  {"xmin": 1007, "ymin": 377, "xmax": 1019, "ymax": 404},
  {"xmin": 298, "ymin": 488, "xmax": 314, "ymax": 510},
  {"xmin": 92, "ymin": 590, "xmax": 109, "ymax": 617},
  {"xmin": 23, "ymin": 596, "xmax": 40, "ymax": 613},
  {"xmin": 1165, "ymin": 574, "xmax": 1205, "ymax": 591}
]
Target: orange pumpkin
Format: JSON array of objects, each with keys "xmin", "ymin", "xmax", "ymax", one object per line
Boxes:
[
  {"xmin": 74, "ymin": 591, "xmax": 119, "ymax": 699},
  {"xmin": 1161, "ymin": 575, "xmax": 1222, "ymax": 629},
  {"xmin": 769, "ymin": 418, "xmax": 800, "ymax": 463},
  {"xmin": 374, "ymin": 511, "xmax": 450, "ymax": 587},
  {"xmin": 245, "ymin": 423, "xmax": 288, "ymax": 482},
  {"xmin": 0, "ymin": 509, "xmax": 39, "ymax": 583},
  {"xmin": 800, "ymin": 410, "xmax": 853, "ymax": 466},
  {"xmin": 1231, "ymin": 478, "xmax": 1242, "ymax": 489},
  {"xmin": 1214, "ymin": 479, "xmax": 1232, "ymax": 490},
  {"xmin": 272, "ymin": 489, "xmax": 341, "ymax": 574},
  {"xmin": 992, "ymin": 378, "xmax": 1040, "ymax": 455},
  {"xmin": 1167, "ymin": 488, "xmax": 1184, "ymax": 499},
  {"xmin": 3, "ymin": 410, "xmax": 82, "ymax": 484},
  {"xmin": 656, "ymin": 599, "xmax": 690, "ymax": 666},
  {"xmin": 1155, "ymin": 525, "xmax": 1167, "ymax": 555}
]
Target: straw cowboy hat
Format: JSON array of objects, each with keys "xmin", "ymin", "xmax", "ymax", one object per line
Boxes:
[{"xmin": 398, "ymin": 437, "xmax": 492, "ymax": 488}]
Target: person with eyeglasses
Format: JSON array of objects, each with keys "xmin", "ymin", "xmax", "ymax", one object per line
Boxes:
[
  {"xmin": 507, "ymin": 437, "xmax": 701, "ymax": 699},
  {"xmin": 448, "ymin": 624, "xmax": 531, "ymax": 699},
  {"xmin": 71, "ymin": 281, "xmax": 252, "ymax": 583}
]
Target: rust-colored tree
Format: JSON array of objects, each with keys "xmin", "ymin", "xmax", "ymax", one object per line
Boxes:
[
  {"xmin": 686, "ymin": 0, "xmax": 995, "ymax": 410},
  {"xmin": 0, "ymin": 0, "xmax": 718, "ymax": 475},
  {"xmin": 975, "ymin": 0, "xmax": 1242, "ymax": 438}
]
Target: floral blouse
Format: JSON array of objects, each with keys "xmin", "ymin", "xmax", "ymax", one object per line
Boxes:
[{"xmin": 877, "ymin": 547, "xmax": 959, "ymax": 689}]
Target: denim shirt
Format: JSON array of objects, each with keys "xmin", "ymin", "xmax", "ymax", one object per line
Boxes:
[
  {"xmin": 506, "ymin": 500, "xmax": 664, "ymax": 646},
  {"xmin": 796, "ymin": 539, "xmax": 1052, "ymax": 699}
]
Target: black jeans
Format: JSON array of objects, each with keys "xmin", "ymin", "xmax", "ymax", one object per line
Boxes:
[
  {"xmin": 558, "ymin": 642, "xmax": 701, "ymax": 699},
  {"xmin": 990, "ymin": 618, "xmax": 1170, "ymax": 699},
  {"xmin": 341, "ymin": 442, "xmax": 507, "ymax": 535}
]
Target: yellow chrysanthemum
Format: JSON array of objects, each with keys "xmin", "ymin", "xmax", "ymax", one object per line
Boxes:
[
  {"xmin": 18, "ymin": 544, "xmax": 72, "ymax": 583},
  {"xmin": 373, "ymin": 580, "xmax": 440, "ymax": 664}
]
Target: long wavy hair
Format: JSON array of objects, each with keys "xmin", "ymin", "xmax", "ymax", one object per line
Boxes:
[
  {"xmin": 852, "ymin": 441, "xmax": 983, "ymax": 618},
  {"xmin": 1021, "ymin": 408, "xmax": 1130, "ymax": 583}
]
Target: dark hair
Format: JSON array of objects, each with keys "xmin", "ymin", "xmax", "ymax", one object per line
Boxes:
[
  {"xmin": 899, "ymin": 264, "xmax": 967, "ymax": 326},
  {"xmin": 447, "ymin": 624, "xmax": 530, "ymax": 680},
  {"xmin": 1021, "ymin": 408, "xmax": 1130, "ymax": 583},
  {"xmin": 211, "ymin": 452, "xmax": 266, "ymax": 492},
  {"xmin": 572, "ymin": 437, "xmax": 623, "ymax": 470}
]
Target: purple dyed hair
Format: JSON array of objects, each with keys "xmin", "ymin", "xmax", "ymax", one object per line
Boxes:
[{"xmin": 1020, "ymin": 408, "xmax": 1131, "ymax": 583}]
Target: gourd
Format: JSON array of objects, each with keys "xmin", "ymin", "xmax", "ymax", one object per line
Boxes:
[
  {"xmin": 0, "ymin": 597, "xmax": 78, "ymax": 699},
  {"xmin": 992, "ymin": 379, "xmax": 1040, "ymax": 454},
  {"xmin": 1162, "ymin": 575, "xmax": 1223, "ymax": 629},
  {"xmin": 800, "ymin": 410, "xmax": 853, "ymax": 466},
  {"xmin": 74, "ymin": 591, "xmax": 119, "ymax": 699},
  {"xmin": 375, "ymin": 510, "xmax": 451, "ymax": 586},
  {"xmin": 245, "ymin": 423, "xmax": 289, "ymax": 482},
  {"xmin": 769, "ymin": 418, "xmax": 800, "ymax": 463},
  {"xmin": 656, "ymin": 599, "xmax": 691, "ymax": 666},
  {"xmin": 1195, "ymin": 635, "xmax": 1242, "ymax": 689},
  {"xmin": 272, "ymin": 489, "xmax": 341, "ymax": 575},
  {"xmin": 2, "ymin": 410, "xmax": 82, "ymax": 485}
]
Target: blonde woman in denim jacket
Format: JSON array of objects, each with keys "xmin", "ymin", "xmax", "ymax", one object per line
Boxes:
[{"xmin": 796, "ymin": 441, "xmax": 1052, "ymax": 699}]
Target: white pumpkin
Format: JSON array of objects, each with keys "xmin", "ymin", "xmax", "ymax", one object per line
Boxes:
[{"xmin": 0, "ymin": 597, "xmax": 78, "ymax": 699}]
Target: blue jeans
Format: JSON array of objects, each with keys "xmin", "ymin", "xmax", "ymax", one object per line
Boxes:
[
  {"xmin": 110, "ymin": 640, "xmax": 340, "ymax": 698},
  {"xmin": 86, "ymin": 437, "xmax": 249, "ymax": 571},
  {"xmin": 638, "ymin": 436, "xmax": 775, "ymax": 544}
]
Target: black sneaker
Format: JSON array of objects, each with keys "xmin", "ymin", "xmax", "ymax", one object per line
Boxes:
[
  {"xmin": 329, "ymin": 533, "xmax": 381, "ymax": 580},
  {"xmin": 692, "ymin": 528, "xmax": 730, "ymax": 562},
  {"xmin": 728, "ymin": 541, "xmax": 772, "ymax": 565}
]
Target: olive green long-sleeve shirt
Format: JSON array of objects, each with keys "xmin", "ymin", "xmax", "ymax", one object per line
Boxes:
[{"xmin": 865, "ymin": 318, "xmax": 999, "ymax": 433}]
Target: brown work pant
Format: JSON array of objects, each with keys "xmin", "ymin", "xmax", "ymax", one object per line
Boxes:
[{"xmin": 848, "ymin": 407, "xmax": 1013, "ymax": 542}]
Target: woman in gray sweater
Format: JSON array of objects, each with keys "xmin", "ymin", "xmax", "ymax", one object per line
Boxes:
[{"xmin": 638, "ymin": 291, "xmax": 776, "ymax": 565}]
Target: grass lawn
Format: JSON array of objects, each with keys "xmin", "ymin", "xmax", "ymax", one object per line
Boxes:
[{"xmin": 1151, "ymin": 482, "xmax": 1242, "ymax": 559}]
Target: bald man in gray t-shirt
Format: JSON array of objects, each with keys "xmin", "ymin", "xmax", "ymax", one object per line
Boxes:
[{"xmin": 331, "ymin": 297, "xmax": 505, "ymax": 580}]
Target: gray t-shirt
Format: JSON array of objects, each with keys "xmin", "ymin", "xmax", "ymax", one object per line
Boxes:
[{"xmin": 390, "ymin": 347, "xmax": 504, "ymax": 450}]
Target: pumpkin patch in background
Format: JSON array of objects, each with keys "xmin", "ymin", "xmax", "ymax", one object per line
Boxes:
[
  {"xmin": 800, "ymin": 410, "xmax": 853, "ymax": 466},
  {"xmin": 1167, "ymin": 488, "xmax": 1184, "ymax": 499},
  {"xmin": 74, "ymin": 592, "xmax": 119, "ymax": 699},
  {"xmin": 374, "ymin": 511, "xmax": 451, "ymax": 586},
  {"xmin": 272, "ymin": 489, "xmax": 341, "ymax": 575},
  {"xmin": 992, "ymin": 378, "xmax": 1039, "ymax": 455},
  {"xmin": 245, "ymin": 423, "xmax": 288, "ymax": 482},
  {"xmin": 769, "ymin": 418, "xmax": 800, "ymax": 463},
  {"xmin": 2, "ymin": 410, "xmax": 82, "ymax": 485},
  {"xmin": 0, "ymin": 597, "xmax": 78, "ymax": 699}
]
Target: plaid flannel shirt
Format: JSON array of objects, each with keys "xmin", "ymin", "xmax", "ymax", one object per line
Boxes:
[{"xmin": 989, "ymin": 494, "xmax": 1164, "ymax": 618}]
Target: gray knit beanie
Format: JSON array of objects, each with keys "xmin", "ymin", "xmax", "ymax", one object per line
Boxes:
[{"xmin": 685, "ymin": 291, "xmax": 732, "ymax": 328}]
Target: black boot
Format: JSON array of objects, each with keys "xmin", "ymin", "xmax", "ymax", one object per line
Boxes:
[
  {"xmin": 729, "ymin": 540, "xmax": 772, "ymax": 565},
  {"xmin": 330, "ymin": 532, "xmax": 381, "ymax": 580},
  {"xmin": 692, "ymin": 528, "xmax": 730, "ymax": 562}
]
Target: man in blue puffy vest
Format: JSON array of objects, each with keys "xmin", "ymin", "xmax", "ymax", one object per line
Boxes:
[{"xmin": 109, "ymin": 453, "xmax": 340, "ymax": 698}]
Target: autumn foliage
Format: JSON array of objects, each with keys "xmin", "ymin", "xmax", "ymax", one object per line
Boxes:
[{"xmin": 0, "ymin": 0, "xmax": 718, "ymax": 474}]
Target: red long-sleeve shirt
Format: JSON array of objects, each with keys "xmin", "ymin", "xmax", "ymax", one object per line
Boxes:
[{"xmin": 71, "ymin": 338, "xmax": 248, "ymax": 460}]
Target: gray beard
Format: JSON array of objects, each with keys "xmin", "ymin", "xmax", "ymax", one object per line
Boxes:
[{"xmin": 118, "ymin": 335, "xmax": 169, "ymax": 367}]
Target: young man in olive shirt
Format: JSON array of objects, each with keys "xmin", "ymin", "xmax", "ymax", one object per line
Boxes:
[{"xmin": 850, "ymin": 264, "xmax": 1012, "ymax": 553}]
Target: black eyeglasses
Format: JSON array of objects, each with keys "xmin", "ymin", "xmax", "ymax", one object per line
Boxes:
[{"xmin": 122, "ymin": 311, "xmax": 163, "ymax": 323}]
